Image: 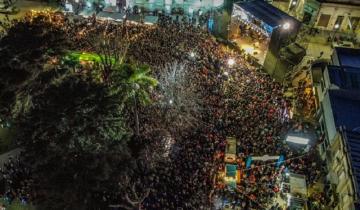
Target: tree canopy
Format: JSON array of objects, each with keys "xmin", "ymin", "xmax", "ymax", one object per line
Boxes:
[{"xmin": 0, "ymin": 12, "xmax": 158, "ymax": 210}]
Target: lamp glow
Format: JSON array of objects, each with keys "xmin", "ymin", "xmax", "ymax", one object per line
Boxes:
[
  {"xmin": 283, "ymin": 22, "xmax": 290, "ymax": 30},
  {"xmin": 286, "ymin": 135, "xmax": 309, "ymax": 145},
  {"xmin": 227, "ymin": 58, "xmax": 235, "ymax": 66}
]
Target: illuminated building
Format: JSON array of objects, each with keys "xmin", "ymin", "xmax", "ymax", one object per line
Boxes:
[
  {"xmin": 274, "ymin": 0, "xmax": 360, "ymax": 41},
  {"xmin": 65, "ymin": 0, "xmax": 224, "ymax": 15},
  {"xmin": 229, "ymin": 0, "xmax": 303, "ymax": 80},
  {"xmin": 312, "ymin": 47, "xmax": 360, "ymax": 209},
  {"xmin": 129, "ymin": 0, "xmax": 224, "ymax": 15}
]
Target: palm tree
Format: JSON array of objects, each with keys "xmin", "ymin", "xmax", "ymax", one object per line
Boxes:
[{"xmin": 111, "ymin": 63, "xmax": 158, "ymax": 136}]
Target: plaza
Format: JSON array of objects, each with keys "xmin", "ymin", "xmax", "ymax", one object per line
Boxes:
[{"xmin": 0, "ymin": 0, "xmax": 359, "ymax": 210}]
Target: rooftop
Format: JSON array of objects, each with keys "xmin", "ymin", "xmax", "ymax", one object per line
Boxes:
[
  {"xmin": 328, "ymin": 65, "xmax": 360, "ymax": 89},
  {"xmin": 334, "ymin": 47, "xmax": 360, "ymax": 68},
  {"xmin": 234, "ymin": 0, "xmax": 299, "ymax": 28},
  {"xmin": 329, "ymin": 89, "xmax": 360, "ymax": 131}
]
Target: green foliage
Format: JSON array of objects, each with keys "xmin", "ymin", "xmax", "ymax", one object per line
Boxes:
[
  {"xmin": 111, "ymin": 63, "xmax": 158, "ymax": 107},
  {"xmin": 64, "ymin": 51, "xmax": 115, "ymax": 64},
  {"xmin": 11, "ymin": 68, "xmax": 133, "ymax": 209},
  {"xmin": 110, "ymin": 63, "xmax": 158, "ymax": 135},
  {"xmin": 0, "ymin": 13, "xmax": 71, "ymax": 123},
  {"xmin": 0, "ymin": 12, "xmax": 159, "ymax": 209}
]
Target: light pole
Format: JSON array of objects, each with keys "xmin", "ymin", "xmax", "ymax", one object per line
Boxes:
[
  {"xmin": 331, "ymin": 23, "xmax": 340, "ymax": 43},
  {"xmin": 288, "ymin": 0, "xmax": 297, "ymax": 13},
  {"xmin": 276, "ymin": 22, "xmax": 290, "ymax": 81}
]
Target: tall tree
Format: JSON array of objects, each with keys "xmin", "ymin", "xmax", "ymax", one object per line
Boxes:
[
  {"xmin": 12, "ymin": 68, "xmax": 134, "ymax": 210},
  {"xmin": 85, "ymin": 22, "xmax": 129, "ymax": 83},
  {"xmin": 111, "ymin": 63, "xmax": 158, "ymax": 136},
  {"xmin": 0, "ymin": 12, "xmax": 71, "ymax": 122}
]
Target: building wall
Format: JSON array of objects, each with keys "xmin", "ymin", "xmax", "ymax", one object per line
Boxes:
[
  {"xmin": 314, "ymin": 3, "xmax": 360, "ymax": 40},
  {"xmin": 327, "ymin": 132, "xmax": 356, "ymax": 210},
  {"xmin": 321, "ymin": 91, "xmax": 337, "ymax": 142},
  {"xmin": 331, "ymin": 49, "xmax": 340, "ymax": 66},
  {"xmin": 130, "ymin": 0, "xmax": 224, "ymax": 14},
  {"xmin": 272, "ymin": 0, "xmax": 360, "ymax": 41}
]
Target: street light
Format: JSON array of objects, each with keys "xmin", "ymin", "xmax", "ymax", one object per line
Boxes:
[
  {"xmin": 285, "ymin": 135, "xmax": 309, "ymax": 145},
  {"xmin": 227, "ymin": 58, "xmax": 235, "ymax": 67},
  {"xmin": 283, "ymin": 22, "xmax": 290, "ymax": 30},
  {"xmin": 332, "ymin": 23, "xmax": 340, "ymax": 43}
]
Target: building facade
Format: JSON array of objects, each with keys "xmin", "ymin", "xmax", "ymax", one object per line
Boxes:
[
  {"xmin": 273, "ymin": 0, "xmax": 360, "ymax": 41},
  {"xmin": 312, "ymin": 47, "xmax": 360, "ymax": 209},
  {"xmin": 130, "ymin": 0, "xmax": 224, "ymax": 15},
  {"xmin": 229, "ymin": 0, "xmax": 302, "ymax": 81}
]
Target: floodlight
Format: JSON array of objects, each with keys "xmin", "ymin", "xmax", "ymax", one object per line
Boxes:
[
  {"xmin": 227, "ymin": 58, "xmax": 235, "ymax": 66},
  {"xmin": 283, "ymin": 22, "xmax": 290, "ymax": 30},
  {"xmin": 286, "ymin": 135, "xmax": 309, "ymax": 145}
]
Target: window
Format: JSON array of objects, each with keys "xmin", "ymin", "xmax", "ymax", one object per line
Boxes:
[
  {"xmin": 334, "ymin": 16, "xmax": 344, "ymax": 29},
  {"xmin": 350, "ymin": 73, "xmax": 359, "ymax": 89},
  {"xmin": 349, "ymin": 17, "xmax": 360, "ymax": 31},
  {"xmin": 317, "ymin": 14, "xmax": 331, "ymax": 27}
]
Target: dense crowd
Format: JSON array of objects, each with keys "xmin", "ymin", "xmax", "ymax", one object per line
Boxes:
[
  {"xmin": 0, "ymin": 154, "xmax": 32, "ymax": 206},
  {"xmin": 0, "ymin": 12, "xmax": 323, "ymax": 210}
]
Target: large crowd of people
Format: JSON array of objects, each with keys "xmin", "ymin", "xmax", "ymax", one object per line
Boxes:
[{"xmin": 0, "ymin": 11, "xmax": 323, "ymax": 210}]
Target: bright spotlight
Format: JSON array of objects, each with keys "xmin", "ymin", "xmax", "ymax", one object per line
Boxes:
[
  {"xmin": 223, "ymin": 71, "xmax": 229, "ymax": 76},
  {"xmin": 286, "ymin": 135, "xmax": 309, "ymax": 145},
  {"xmin": 287, "ymin": 194, "xmax": 291, "ymax": 206},
  {"xmin": 334, "ymin": 24, "xmax": 340, "ymax": 29},
  {"xmin": 283, "ymin": 22, "xmax": 290, "ymax": 30},
  {"xmin": 292, "ymin": 1, "xmax": 297, "ymax": 5},
  {"xmin": 169, "ymin": 99, "xmax": 173, "ymax": 105},
  {"xmin": 227, "ymin": 58, "xmax": 235, "ymax": 66},
  {"xmin": 190, "ymin": 52, "xmax": 195, "ymax": 58}
]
